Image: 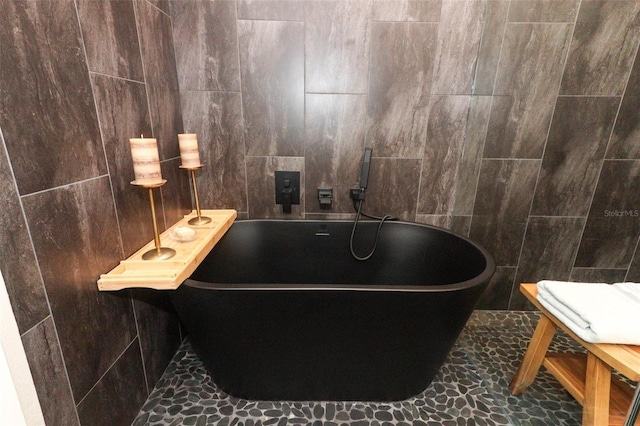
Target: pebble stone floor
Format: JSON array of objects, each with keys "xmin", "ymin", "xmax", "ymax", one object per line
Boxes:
[{"xmin": 133, "ymin": 311, "xmax": 594, "ymax": 426}]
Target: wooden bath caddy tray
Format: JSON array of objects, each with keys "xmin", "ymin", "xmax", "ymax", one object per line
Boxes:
[{"xmin": 97, "ymin": 209, "xmax": 236, "ymax": 291}]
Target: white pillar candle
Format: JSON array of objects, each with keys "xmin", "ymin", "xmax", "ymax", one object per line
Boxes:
[
  {"xmin": 130, "ymin": 137, "xmax": 163, "ymax": 184},
  {"xmin": 178, "ymin": 133, "xmax": 202, "ymax": 168}
]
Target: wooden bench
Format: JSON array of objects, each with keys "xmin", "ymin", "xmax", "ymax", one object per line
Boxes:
[{"xmin": 509, "ymin": 283, "xmax": 640, "ymax": 426}]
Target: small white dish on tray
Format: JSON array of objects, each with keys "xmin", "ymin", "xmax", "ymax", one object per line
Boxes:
[{"xmin": 169, "ymin": 226, "xmax": 197, "ymax": 242}]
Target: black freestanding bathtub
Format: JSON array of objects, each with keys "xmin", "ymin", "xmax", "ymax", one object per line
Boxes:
[{"xmin": 171, "ymin": 219, "xmax": 494, "ymax": 402}]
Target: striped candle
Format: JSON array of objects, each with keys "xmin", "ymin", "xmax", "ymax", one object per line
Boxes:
[
  {"xmin": 178, "ymin": 133, "xmax": 202, "ymax": 168},
  {"xmin": 130, "ymin": 137, "xmax": 163, "ymax": 184}
]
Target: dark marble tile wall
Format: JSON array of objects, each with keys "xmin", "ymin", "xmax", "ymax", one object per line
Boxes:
[
  {"xmin": 508, "ymin": 0, "xmax": 579, "ymax": 23},
  {"xmin": 484, "ymin": 22, "xmax": 573, "ymax": 159},
  {"xmin": 560, "ymin": 1, "xmax": 640, "ymax": 96},
  {"xmin": 531, "ymin": 96, "xmax": 619, "ymax": 217},
  {"xmin": 628, "ymin": 249, "xmax": 640, "ymax": 281},
  {"xmin": 0, "ymin": 0, "xmax": 106, "ymax": 195},
  {"xmin": 136, "ymin": 0, "xmax": 184, "ymax": 160},
  {"xmin": 431, "ymin": 0, "xmax": 486, "ymax": 95},
  {"xmin": 238, "ymin": 20, "xmax": 304, "ymax": 157},
  {"xmin": 0, "ymin": 1, "xmax": 186, "ymax": 425},
  {"xmin": 171, "ymin": 0, "xmax": 240, "ymax": 92},
  {"xmin": 171, "ymin": 0, "xmax": 640, "ymax": 312},
  {"xmin": 607, "ymin": 49, "xmax": 640, "ymax": 160},
  {"xmin": 305, "ymin": 94, "xmax": 368, "ymax": 214},
  {"xmin": 305, "ymin": 1, "xmax": 371, "ymax": 94},
  {"xmin": 366, "ymin": 22, "xmax": 436, "ymax": 158},
  {"xmin": 371, "ymin": 0, "xmax": 442, "ymax": 22},
  {"xmin": 574, "ymin": 160, "xmax": 640, "ymax": 269},
  {"xmin": 181, "ymin": 91, "xmax": 247, "ymax": 211},
  {"xmin": 0, "ymin": 134, "xmax": 49, "ymax": 334}
]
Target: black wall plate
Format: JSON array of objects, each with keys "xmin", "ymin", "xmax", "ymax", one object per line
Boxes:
[{"xmin": 275, "ymin": 171, "xmax": 300, "ymax": 205}]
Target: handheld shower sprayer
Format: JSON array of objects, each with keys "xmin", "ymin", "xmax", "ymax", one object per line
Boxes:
[
  {"xmin": 359, "ymin": 147, "xmax": 372, "ymax": 191},
  {"xmin": 349, "ymin": 147, "xmax": 372, "ymax": 202},
  {"xmin": 349, "ymin": 147, "xmax": 395, "ymax": 261}
]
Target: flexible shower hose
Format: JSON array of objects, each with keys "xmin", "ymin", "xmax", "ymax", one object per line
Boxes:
[{"xmin": 349, "ymin": 198, "xmax": 394, "ymax": 261}]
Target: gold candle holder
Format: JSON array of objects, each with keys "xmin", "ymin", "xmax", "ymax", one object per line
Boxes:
[
  {"xmin": 131, "ymin": 179, "xmax": 176, "ymax": 260},
  {"xmin": 180, "ymin": 165, "xmax": 211, "ymax": 225}
]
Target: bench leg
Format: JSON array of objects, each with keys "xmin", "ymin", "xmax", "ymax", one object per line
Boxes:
[
  {"xmin": 509, "ymin": 314, "xmax": 557, "ymax": 395},
  {"xmin": 583, "ymin": 352, "xmax": 611, "ymax": 426},
  {"xmin": 624, "ymin": 381, "xmax": 640, "ymax": 426}
]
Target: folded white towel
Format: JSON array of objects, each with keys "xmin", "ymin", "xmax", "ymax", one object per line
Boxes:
[
  {"xmin": 536, "ymin": 280, "xmax": 640, "ymax": 345},
  {"xmin": 614, "ymin": 282, "xmax": 640, "ymax": 305}
]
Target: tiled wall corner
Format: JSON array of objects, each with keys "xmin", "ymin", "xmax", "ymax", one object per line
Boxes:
[{"xmin": 0, "ymin": 0, "xmax": 187, "ymax": 424}]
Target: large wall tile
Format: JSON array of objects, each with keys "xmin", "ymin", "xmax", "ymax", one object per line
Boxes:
[
  {"xmin": 493, "ymin": 23, "xmax": 572, "ymax": 96},
  {"xmin": 22, "ymin": 317, "xmax": 79, "ymax": 426},
  {"xmin": 628, "ymin": 245, "xmax": 640, "ymax": 281},
  {"xmin": 238, "ymin": 20, "xmax": 304, "ymax": 156},
  {"xmin": 476, "ymin": 266, "xmax": 516, "ymax": 310},
  {"xmin": 515, "ymin": 216, "xmax": 585, "ymax": 285},
  {"xmin": 450, "ymin": 215, "xmax": 472, "ymax": 237},
  {"xmin": 366, "ymin": 22, "xmax": 437, "ymax": 158},
  {"xmin": 575, "ymin": 160, "xmax": 640, "ymax": 268},
  {"xmin": 0, "ymin": 136, "xmax": 49, "ymax": 333},
  {"xmin": 432, "ymin": 0, "xmax": 485, "ymax": 95},
  {"xmin": 130, "ymin": 291, "xmax": 181, "ymax": 393},
  {"xmin": 136, "ymin": 0, "xmax": 183, "ymax": 160},
  {"xmin": 246, "ymin": 156, "xmax": 305, "ymax": 219},
  {"xmin": 473, "ymin": 0, "xmax": 509, "ymax": 95},
  {"xmin": 171, "ymin": 0, "xmax": 240, "ymax": 92},
  {"xmin": 626, "ymin": 42, "xmax": 640, "ymax": 95},
  {"xmin": 508, "ymin": 0, "xmax": 578, "ymax": 23},
  {"xmin": 607, "ymin": 95, "xmax": 640, "ymax": 160},
  {"xmin": 470, "ymin": 159, "xmax": 539, "ymax": 266},
  {"xmin": 91, "ymin": 74, "xmax": 158, "ymax": 257},
  {"xmin": 305, "ymin": 94, "xmax": 367, "ymax": 214},
  {"xmin": 418, "ymin": 95, "xmax": 470, "ymax": 214},
  {"xmin": 149, "ymin": 0, "xmax": 170, "ymax": 15},
  {"xmin": 560, "ymin": 1, "xmax": 640, "ymax": 96},
  {"xmin": 571, "ymin": 267, "xmax": 627, "ymax": 283},
  {"xmin": 237, "ymin": 0, "xmax": 304, "ymax": 21},
  {"xmin": 419, "ymin": 95, "xmax": 490, "ymax": 217},
  {"xmin": 180, "ymin": 91, "xmax": 247, "ymax": 211},
  {"xmin": 484, "ymin": 23, "xmax": 571, "ymax": 159},
  {"xmin": 451, "ymin": 96, "xmax": 491, "ymax": 216},
  {"xmin": 22, "ymin": 177, "xmax": 136, "ymax": 401},
  {"xmin": 509, "ymin": 281, "xmax": 536, "ymax": 310},
  {"xmin": 371, "ymin": 0, "xmax": 442, "ymax": 22},
  {"xmin": 415, "ymin": 214, "xmax": 451, "ymax": 229},
  {"xmin": 360, "ymin": 158, "xmax": 421, "ymax": 221},
  {"xmin": 532, "ymin": 96, "xmax": 619, "ymax": 216},
  {"xmin": 305, "ymin": 0, "xmax": 371, "ymax": 94},
  {"xmin": 76, "ymin": 0, "xmax": 143, "ymax": 81},
  {"xmin": 77, "ymin": 341, "xmax": 148, "ymax": 426},
  {"xmin": 160, "ymin": 158, "xmax": 192, "ymax": 227},
  {"xmin": 414, "ymin": 215, "xmax": 471, "ymax": 236},
  {"xmin": 607, "ymin": 51, "xmax": 640, "ymax": 159},
  {"xmin": 0, "ymin": 0, "xmax": 106, "ymax": 195}
]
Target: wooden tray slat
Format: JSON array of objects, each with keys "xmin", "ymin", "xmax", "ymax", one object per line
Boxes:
[{"xmin": 98, "ymin": 209, "xmax": 236, "ymax": 291}]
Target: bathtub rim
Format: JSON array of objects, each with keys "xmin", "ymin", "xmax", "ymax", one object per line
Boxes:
[{"xmin": 183, "ymin": 218, "xmax": 496, "ymax": 293}]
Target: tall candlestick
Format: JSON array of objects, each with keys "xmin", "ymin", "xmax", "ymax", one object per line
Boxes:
[
  {"xmin": 129, "ymin": 180, "xmax": 176, "ymax": 261},
  {"xmin": 178, "ymin": 133, "xmax": 211, "ymax": 225},
  {"xmin": 130, "ymin": 137, "xmax": 163, "ymax": 185},
  {"xmin": 178, "ymin": 133, "xmax": 202, "ymax": 168}
]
